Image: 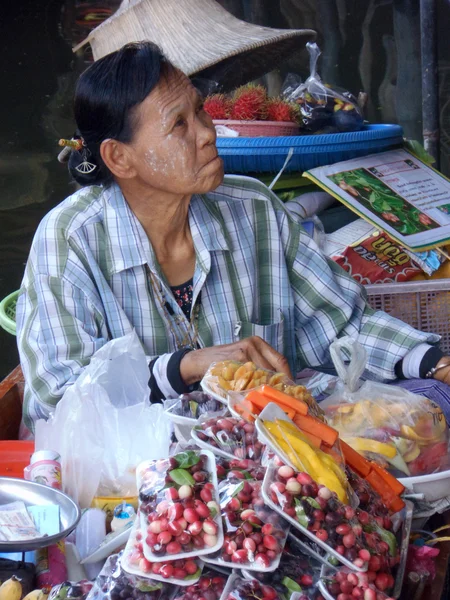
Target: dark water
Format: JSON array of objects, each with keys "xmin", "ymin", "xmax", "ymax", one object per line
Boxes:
[{"xmin": 1, "ymin": 0, "xmax": 449, "ymax": 382}]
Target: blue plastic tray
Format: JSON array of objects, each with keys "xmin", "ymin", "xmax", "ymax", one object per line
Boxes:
[{"xmin": 216, "ymin": 124, "xmax": 403, "ymax": 174}]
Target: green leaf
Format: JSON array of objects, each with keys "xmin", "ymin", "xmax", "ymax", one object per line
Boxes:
[
  {"xmin": 189, "ymin": 400, "xmax": 199, "ymax": 418},
  {"xmin": 231, "ymin": 481, "xmax": 244, "ymax": 497},
  {"xmin": 405, "ymin": 140, "xmax": 436, "ymax": 165},
  {"xmin": 169, "ymin": 468, "xmax": 195, "ymax": 486},
  {"xmin": 306, "ymin": 497, "xmax": 321, "ymax": 509},
  {"xmin": 175, "ymin": 451, "xmax": 200, "ymax": 469},
  {"xmin": 184, "ymin": 568, "xmax": 202, "ymax": 580},
  {"xmin": 281, "ymin": 577, "xmax": 302, "ymax": 593},
  {"xmin": 294, "ymin": 498, "xmax": 309, "ymax": 528},
  {"xmin": 329, "ymin": 555, "xmax": 340, "ymax": 566}
]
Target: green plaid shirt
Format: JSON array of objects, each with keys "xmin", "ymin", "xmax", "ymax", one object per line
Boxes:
[{"xmin": 17, "ymin": 176, "xmax": 438, "ymax": 430}]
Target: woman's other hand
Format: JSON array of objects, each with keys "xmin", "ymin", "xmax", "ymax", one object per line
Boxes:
[
  {"xmin": 433, "ymin": 356, "xmax": 450, "ymax": 385},
  {"xmin": 180, "ymin": 336, "xmax": 292, "ymax": 385}
]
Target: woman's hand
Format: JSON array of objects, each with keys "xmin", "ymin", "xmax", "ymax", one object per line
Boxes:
[
  {"xmin": 180, "ymin": 336, "xmax": 292, "ymax": 386},
  {"xmin": 432, "ymin": 356, "xmax": 450, "ymax": 385}
]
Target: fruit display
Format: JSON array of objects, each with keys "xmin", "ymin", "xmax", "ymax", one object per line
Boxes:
[
  {"xmin": 216, "ymin": 457, "xmax": 266, "ymax": 483},
  {"xmin": 192, "ymin": 417, "xmax": 264, "ymax": 461},
  {"xmin": 222, "ymin": 576, "xmax": 282, "ymax": 600},
  {"xmin": 202, "ymin": 361, "xmax": 321, "ymax": 417},
  {"xmin": 165, "ymin": 392, "xmax": 226, "ymax": 421},
  {"xmin": 88, "ymin": 554, "xmax": 174, "ymax": 600},
  {"xmin": 173, "ymin": 569, "xmax": 227, "ymax": 600},
  {"xmin": 324, "ymin": 397, "xmax": 449, "ymax": 477},
  {"xmin": 345, "ymin": 468, "xmax": 390, "ymax": 519},
  {"xmin": 320, "ymin": 567, "xmax": 395, "ymax": 600},
  {"xmin": 264, "ymin": 462, "xmax": 400, "ymax": 573},
  {"xmin": 260, "ymin": 413, "xmax": 348, "ymax": 503},
  {"xmin": 124, "ymin": 522, "xmax": 204, "ymax": 584},
  {"xmin": 137, "ymin": 451, "xmax": 223, "ymax": 560},
  {"xmin": 203, "ymin": 478, "xmax": 288, "ymax": 571}
]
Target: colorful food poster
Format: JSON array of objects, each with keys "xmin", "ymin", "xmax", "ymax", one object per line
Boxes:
[{"xmin": 304, "ymin": 149, "xmax": 450, "ymax": 251}]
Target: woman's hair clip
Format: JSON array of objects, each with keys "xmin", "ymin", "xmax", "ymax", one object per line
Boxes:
[{"xmin": 57, "ymin": 137, "xmax": 97, "ymax": 174}]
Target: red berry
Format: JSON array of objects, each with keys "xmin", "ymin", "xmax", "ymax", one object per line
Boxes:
[
  {"xmin": 160, "ymin": 564, "xmax": 174, "ymax": 579},
  {"xmin": 166, "ymin": 541, "xmax": 182, "ymax": 554}
]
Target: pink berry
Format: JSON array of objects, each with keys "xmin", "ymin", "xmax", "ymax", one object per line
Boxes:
[
  {"xmin": 255, "ymin": 553, "xmax": 271, "ymax": 568},
  {"xmin": 202, "ymin": 519, "xmax": 218, "ymax": 535},
  {"xmin": 165, "ymin": 487, "xmax": 178, "ymax": 501},
  {"xmin": 184, "ymin": 508, "xmax": 200, "ymax": 524},
  {"xmin": 316, "ymin": 529, "xmax": 328, "ymax": 542},
  {"xmin": 184, "ymin": 560, "xmax": 198, "ymax": 575},
  {"xmin": 358, "ymin": 549, "xmax": 371, "ymax": 562},
  {"xmin": 278, "ymin": 465, "xmax": 295, "ymax": 479},
  {"xmin": 157, "ymin": 531, "xmax": 172, "ymax": 545},
  {"xmin": 188, "ymin": 520, "xmax": 203, "ymax": 536},
  {"xmin": 318, "ymin": 487, "xmax": 332, "ymax": 500},
  {"xmin": 203, "ymin": 533, "xmax": 218, "ymax": 547},
  {"xmin": 166, "ymin": 541, "xmax": 182, "ymax": 554},
  {"xmin": 286, "ymin": 478, "xmax": 302, "ymax": 494},
  {"xmin": 243, "ymin": 538, "xmax": 256, "ymax": 553},
  {"xmin": 139, "ymin": 558, "xmax": 152, "ymax": 573},
  {"xmin": 160, "ymin": 564, "xmax": 174, "ymax": 578},
  {"xmin": 343, "ymin": 533, "xmax": 356, "ymax": 548},
  {"xmin": 296, "ymin": 472, "xmax": 313, "ymax": 485},
  {"xmin": 263, "ymin": 534, "xmax": 279, "ymax": 551},
  {"xmin": 200, "ymin": 488, "xmax": 213, "ymax": 503},
  {"xmin": 178, "ymin": 485, "xmax": 193, "ymax": 499}
]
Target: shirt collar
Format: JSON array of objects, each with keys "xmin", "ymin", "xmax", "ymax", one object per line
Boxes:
[{"xmin": 103, "ymin": 184, "xmax": 231, "ymax": 275}]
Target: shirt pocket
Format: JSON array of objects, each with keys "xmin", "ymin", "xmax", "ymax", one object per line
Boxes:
[{"xmin": 238, "ymin": 312, "xmax": 285, "ymax": 356}]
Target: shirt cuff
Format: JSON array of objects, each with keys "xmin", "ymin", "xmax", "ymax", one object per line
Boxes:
[
  {"xmin": 395, "ymin": 344, "xmax": 444, "ymax": 379},
  {"xmin": 149, "ymin": 349, "xmax": 198, "ymax": 402}
]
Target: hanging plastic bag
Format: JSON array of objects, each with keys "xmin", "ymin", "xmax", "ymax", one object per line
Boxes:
[
  {"xmin": 321, "ymin": 337, "xmax": 450, "ymax": 477},
  {"xmin": 35, "ymin": 332, "xmax": 172, "ymax": 508},
  {"xmin": 286, "ymin": 43, "xmax": 363, "ymax": 133}
]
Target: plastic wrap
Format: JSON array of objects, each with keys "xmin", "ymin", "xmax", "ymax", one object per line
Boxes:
[
  {"xmin": 285, "ymin": 43, "xmax": 363, "ymax": 134},
  {"xmin": 319, "ymin": 567, "xmax": 395, "ymax": 600},
  {"xmin": 192, "ymin": 416, "xmax": 264, "ymax": 462},
  {"xmin": 50, "ymin": 582, "xmax": 94, "ymax": 600},
  {"xmin": 86, "ymin": 554, "xmax": 173, "ymax": 600},
  {"xmin": 263, "ymin": 460, "xmax": 401, "ymax": 574},
  {"xmin": 137, "ymin": 450, "xmax": 223, "ymax": 560},
  {"xmin": 172, "ymin": 568, "xmax": 227, "ymax": 600},
  {"xmin": 202, "ymin": 477, "xmax": 289, "ymax": 571},
  {"xmin": 202, "ymin": 360, "xmax": 322, "ymax": 419},
  {"xmin": 220, "ymin": 574, "xmax": 282, "ymax": 600},
  {"xmin": 164, "ymin": 392, "xmax": 227, "ymax": 425},
  {"xmin": 322, "ymin": 337, "xmax": 450, "ymax": 477}
]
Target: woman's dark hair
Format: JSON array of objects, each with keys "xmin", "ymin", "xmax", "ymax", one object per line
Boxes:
[{"xmin": 69, "ymin": 42, "xmax": 173, "ymax": 186}]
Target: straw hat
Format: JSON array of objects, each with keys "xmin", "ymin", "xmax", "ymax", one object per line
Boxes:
[{"xmin": 73, "ymin": 0, "xmax": 316, "ymax": 92}]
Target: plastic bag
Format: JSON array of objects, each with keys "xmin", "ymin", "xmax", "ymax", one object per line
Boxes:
[
  {"xmin": 50, "ymin": 582, "xmax": 94, "ymax": 600},
  {"xmin": 164, "ymin": 391, "xmax": 226, "ymax": 422},
  {"xmin": 321, "ymin": 566, "xmax": 396, "ymax": 600},
  {"xmin": 86, "ymin": 553, "xmax": 174, "ymax": 600},
  {"xmin": 202, "ymin": 360, "xmax": 323, "ymax": 418},
  {"xmin": 202, "ymin": 476, "xmax": 288, "ymax": 571},
  {"xmin": 322, "ymin": 337, "xmax": 450, "ymax": 477},
  {"xmin": 223, "ymin": 574, "xmax": 282, "ymax": 600},
  {"xmin": 172, "ymin": 568, "xmax": 227, "ymax": 600},
  {"xmin": 192, "ymin": 415, "xmax": 265, "ymax": 462},
  {"xmin": 137, "ymin": 450, "xmax": 223, "ymax": 560},
  {"xmin": 286, "ymin": 43, "xmax": 363, "ymax": 133},
  {"xmin": 35, "ymin": 332, "xmax": 172, "ymax": 508}
]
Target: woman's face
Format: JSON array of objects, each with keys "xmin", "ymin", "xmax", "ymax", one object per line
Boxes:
[{"xmin": 126, "ymin": 68, "xmax": 224, "ymax": 195}]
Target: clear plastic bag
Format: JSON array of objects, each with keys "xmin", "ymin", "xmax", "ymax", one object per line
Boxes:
[
  {"xmin": 320, "ymin": 566, "xmax": 396, "ymax": 600},
  {"xmin": 50, "ymin": 582, "xmax": 94, "ymax": 600},
  {"xmin": 35, "ymin": 332, "xmax": 172, "ymax": 508},
  {"xmin": 322, "ymin": 337, "xmax": 450, "ymax": 477},
  {"xmin": 137, "ymin": 450, "xmax": 223, "ymax": 561},
  {"xmin": 164, "ymin": 392, "xmax": 227, "ymax": 422},
  {"xmin": 172, "ymin": 568, "xmax": 227, "ymax": 600},
  {"xmin": 192, "ymin": 415, "xmax": 265, "ymax": 462},
  {"xmin": 202, "ymin": 476, "xmax": 288, "ymax": 571},
  {"xmin": 86, "ymin": 553, "xmax": 174, "ymax": 600},
  {"xmin": 286, "ymin": 43, "xmax": 363, "ymax": 133},
  {"xmin": 222, "ymin": 574, "xmax": 282, "ymax": 600}
]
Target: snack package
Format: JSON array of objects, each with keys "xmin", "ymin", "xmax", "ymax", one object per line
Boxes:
[
  {"xmin": 87, "ymin": 553, "xmax": 174, "ymax": 600},
  {"xmin": 202, "ymin": 475, "xmax": 289, "ymax": 571},
  {"xmin": 202, "ymin": 360, "xmax": 323, "ymax": 419},
  {"xmin": 173, "ymin": 568, "xmax": 227, "ymax": 600},
  {"xmin": 123, "ymin": 518, "xmax": 204, "ymax": 585},
  {"xmin": 192, "ymin": 415, "xmax": 265, "ymax": 462},
  {"xmin": 285, "ymin": 43, "xmax": 363, "ymax": 133},
  {"xmin": 136, "ymin": 450, "xmax": 223, "ymax": 561},
  {"xmin": 257, "ymin": 403, "xmax": 349, "ymax": 504},
  {"xmin": 264, "ymin": 461, "xmax": 400, "ymax": 574},
  {"xmin": 322, "ymin": 337, "xmax": 450, "ymax": 478}
]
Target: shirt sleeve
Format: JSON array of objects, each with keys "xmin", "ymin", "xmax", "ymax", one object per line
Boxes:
[{"xmin": 276, "ymin": 206, "xmax": 441, "ymax": 381}]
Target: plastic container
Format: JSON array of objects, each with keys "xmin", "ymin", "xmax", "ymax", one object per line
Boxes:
[
  {"xmin": 216, "ymin": 125, "xmax": 403, "ymax": 174},
  {"xmin": 164, "ymin": 394, "xmax": 228, "ymax": 427},
  {"xmin": 0, "ymin": 290, "xmax": 19, "ymax": 336},
  {"xmin": 200, "ymin": 379, "xmax": 228, "ymax": 404},
  {"xmin": 122, "ymin": 520, "xmax": 203, "ymax": 586},
  {"xmin": 261, "ymin": 462, "xmax": 366, "ymax": 573},
  {"xmin": 138, "ymin": 450, "xmax": 224, "ymax": 562},
  {"xmin": 219, "ymin": 573, "xmax": 284, "ymax": 600},
  {"xmin": 213, "ymin": 120, "xmax": 300, "ymax": 137},
  {"xmin": 365, "ymin": 279, "xmax": 450, "ymax": 355},
  {"xmin": 202, "ymin": 477, "xmax": 289, "ymax": 572},
  {"xmin": 0, "ymin": 440, "xmax": 34, "ymax": 478},
  {"xmin": 398, "ymin": 469, "xmax": 450, "ymax": 502},
  {"xmin": 191, "ymin": 429, "xmax": 236, "ymax": 460},
  {"xmin": 75, "ymin": 508, "xmax": 107, "ymax": 580}
]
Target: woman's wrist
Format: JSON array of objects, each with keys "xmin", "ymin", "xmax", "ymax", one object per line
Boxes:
[
  {"xmin": 428, "ymin": 356, "xmax": 450, "ymax": 380},
  {"xmin": 180, "ymin": 348, "xmax": 203, "ymax": 386}
]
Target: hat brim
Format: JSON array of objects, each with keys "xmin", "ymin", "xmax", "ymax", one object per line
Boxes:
[{"xmin": 73, "ymin": 0, "xmax": 316, "ymax": 91}]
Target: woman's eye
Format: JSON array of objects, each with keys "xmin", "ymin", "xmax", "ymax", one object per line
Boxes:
[
  {"xmin": 196, "ymin": 103, "xmax": 205, "ymax": 114},
  {"xmin": 175, "ymin": 117, "xmax": 186, "ymax": 128}
]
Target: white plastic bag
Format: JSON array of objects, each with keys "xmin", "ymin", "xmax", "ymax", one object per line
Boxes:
[{"xmin": 35, "ymin": 332, "xmax": 172, "ymax": 508}]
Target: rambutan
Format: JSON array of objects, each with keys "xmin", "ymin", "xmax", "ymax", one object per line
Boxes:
[
  {"xmin": 229, "ymin": 84, "xmax": 268, "ymax": 120},
  {"xmin": 203, "ymin": 94, "xmax": 230, "ymax": 120},
  {"xmin": 265, "ymin": 99, "xmax": 298, "ymax": 123}
]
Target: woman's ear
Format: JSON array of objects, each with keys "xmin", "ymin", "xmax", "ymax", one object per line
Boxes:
[{"xmin": 100, "ymin": 139, "xmax": 137, "ymax": 180}]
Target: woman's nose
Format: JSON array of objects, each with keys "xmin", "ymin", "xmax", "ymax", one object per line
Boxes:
[{"xmin": 197, "ymin": 114, "xmax": 217, "ymax": 147}]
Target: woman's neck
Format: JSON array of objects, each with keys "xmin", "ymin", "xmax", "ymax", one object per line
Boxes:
[{"xmin": 121, "ymin": 182, "xmax": 196, "ymax": 285}]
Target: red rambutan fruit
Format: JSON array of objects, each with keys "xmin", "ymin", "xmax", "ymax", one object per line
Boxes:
[
  {"xmin": 229, "ymin": 84, "xmax": 268, "ymax": 120},
  {"xmin": 203, "ymin": 94, "xmax": 230, "ymax": 120},
  {"xmin": 265, "ymin": 99, "xmax": 298, "ymax": 123}
]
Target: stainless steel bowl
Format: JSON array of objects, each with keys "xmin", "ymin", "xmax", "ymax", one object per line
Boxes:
[{"xmin": 0, "ymin": 476, "xmax": 81, "ymax": 552}]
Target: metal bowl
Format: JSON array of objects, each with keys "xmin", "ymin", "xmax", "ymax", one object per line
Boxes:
[{"xmin": 0, "ymin": 477, "xmax": 81, "ymax": 552}]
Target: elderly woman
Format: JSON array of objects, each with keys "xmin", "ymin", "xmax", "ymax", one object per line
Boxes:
[{"xmin": 17, "ymin": 42, "xmax": 450, "ymax": 432}]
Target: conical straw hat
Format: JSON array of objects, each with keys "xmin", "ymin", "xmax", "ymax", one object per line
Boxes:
[{"xmin": 73, "ymin": 0, "xmax": 316, "ymax": 92}]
